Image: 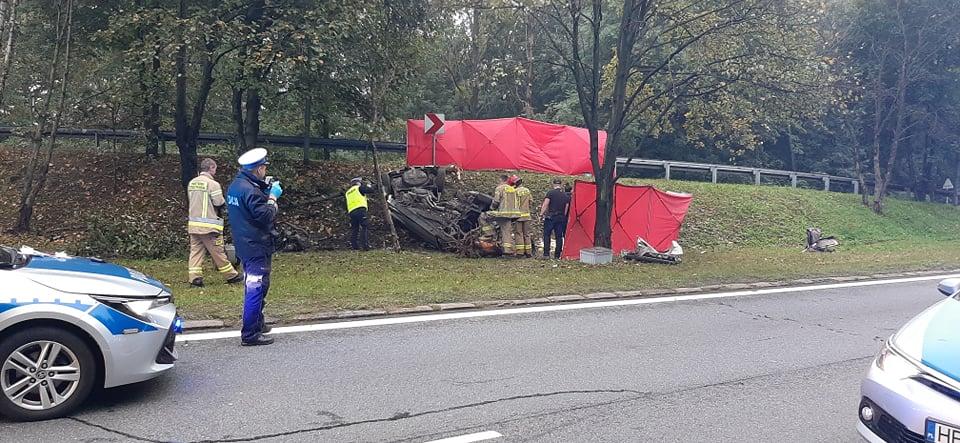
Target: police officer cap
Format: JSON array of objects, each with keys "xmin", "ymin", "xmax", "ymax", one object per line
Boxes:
[
  {"xmin": 238, "ymin": 148, "xmax": 269, "ymax": 170},
  {"xmin": 350, "ymin": 177, "xmax": 363, "ymax": 184}
]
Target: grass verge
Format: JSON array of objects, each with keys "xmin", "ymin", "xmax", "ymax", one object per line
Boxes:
[{"xmin": 122, "ymin": 239, "xmax": 960, "ymax": 325}]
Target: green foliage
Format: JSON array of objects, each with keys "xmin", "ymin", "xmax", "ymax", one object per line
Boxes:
[{"xmin": 78, "ymin": 212, "xmax": 185, "ymax": 259}]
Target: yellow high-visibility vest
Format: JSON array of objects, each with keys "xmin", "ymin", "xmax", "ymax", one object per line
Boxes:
[{"xmin": 345, "ymin": 185, "xmax": 368, "ymax": 213}]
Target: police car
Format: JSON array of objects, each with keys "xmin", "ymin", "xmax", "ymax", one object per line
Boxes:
[
  {"xmin": 0, "ymin": 246, "xmax": 180, "ymax": 421},
  {"xmin": 858, "ymin": 278, "xmax": 960, "ymax": 443}
]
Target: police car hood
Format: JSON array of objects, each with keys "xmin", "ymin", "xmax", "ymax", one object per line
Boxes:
[
  {"xmin": 892, "ymin": 297, "xmax": 960, "ymax": 384},
  {"xmin": 18, "ymin": 254, "xmax": 170, "ymax": 297}
]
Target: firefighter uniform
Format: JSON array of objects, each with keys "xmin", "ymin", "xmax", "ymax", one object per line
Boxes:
[
  {"xmin": 486, "ymin": 182, "xmax": 521, "ymax": 254},
  {"xmin": 187, "ymin": 172, "xmax": 239, "ymax": 284},
  {"xmin": 514, "ymin": 184, "xmax": 533, "ymax": 256}
]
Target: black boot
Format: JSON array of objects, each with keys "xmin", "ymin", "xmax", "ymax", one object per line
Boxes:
[
  {"xmin": 190, "ymin": 277, "xmax": 204, "ymax": 288},
  {"xmin": 241, "ymin": 334, "xmax": 274, "ymax": 346},
  {"xmin": 225, "ymin": 273, "xmax": 243, "ymax": 284}
]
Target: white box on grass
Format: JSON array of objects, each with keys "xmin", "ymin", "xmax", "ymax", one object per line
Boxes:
[{"xmin": 580, "ymin": 247, "xmax": 612, "ymax": 265}]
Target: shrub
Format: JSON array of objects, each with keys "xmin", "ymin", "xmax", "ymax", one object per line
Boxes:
[{"xmin": 77, "ymin": 213, "xmax": 185, "ymax": 259}]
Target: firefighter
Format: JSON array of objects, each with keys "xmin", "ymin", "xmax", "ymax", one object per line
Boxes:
[
  {"xmin": 227, "ymin": 148, "xmax": 281, "ymax": 347},
  {"xmin": 491, "ymin": 175, "xmax": 521, "ymax": 255},
  {"xmin": 345, "ymin": 177, "xmax": 376, "ymax": 250},
  {"xmin": 513, "ymin": 176, "xmax": 533, "ymax": 257},
  {"xmin": 186, "ymin": 158, "xmax": 241, "ymax": 287},
  {"xmin": 478, "ymin": 174, "xmax": 520, "ymax": 255},
  {"xmin": 478, "ymin": 175, "xmax": 508, "ymax": 240}
]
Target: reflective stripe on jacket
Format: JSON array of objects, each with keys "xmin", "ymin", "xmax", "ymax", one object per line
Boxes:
[
  {"xmin": 187, "ymin": 173, "xmax": 225, "ymax": 234},
  {"xmin": 516, "ymin": 186, "xmax": 532, "ymax": 221},
  {"xmin": 345, "ymin": 185, "xmax": 368, "ymax": 213},
  {"xmin": 489, "ymin": 185, "xmax": 521, "ymax": 218}
]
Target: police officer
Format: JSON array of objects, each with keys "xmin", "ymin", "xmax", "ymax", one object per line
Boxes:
[
  {"xmin": 226, "ymin": 148, "xmax": 282, "ymax": 346},
  {"xmin": 345, "ymin": 177, "xmax": 376, "ymax": 251}
]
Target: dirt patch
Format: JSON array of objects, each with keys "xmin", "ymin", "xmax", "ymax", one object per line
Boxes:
[{"xmin": 0, "ymin": 147, "xmax": 560, "ymax": 257}]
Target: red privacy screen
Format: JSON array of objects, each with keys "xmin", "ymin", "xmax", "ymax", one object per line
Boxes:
[
  {"xmin": 562, "ymin": 181, "xmax": 693, "ymax": 259},
  {"xmin": 407, "ymin": 117, "xmax": 606, "ymax": 175}
]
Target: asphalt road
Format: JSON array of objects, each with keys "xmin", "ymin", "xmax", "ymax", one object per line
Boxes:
[{"xmin": 0, "ymin": 278, "xmax": 947, "ymax": 442}]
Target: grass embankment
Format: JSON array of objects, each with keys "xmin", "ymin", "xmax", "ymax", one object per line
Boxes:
[{"xmin": 125, "ymin": 179, "xmax": 960, "ymax": 324}]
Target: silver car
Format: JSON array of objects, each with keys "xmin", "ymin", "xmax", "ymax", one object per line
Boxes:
[
  {"xmin": 858, "ymin": 279, "xmax": 960, "ymax": 442},
  {"xmin": 0, "ymin": 246, "xmax": 180, "ymax": 421}
]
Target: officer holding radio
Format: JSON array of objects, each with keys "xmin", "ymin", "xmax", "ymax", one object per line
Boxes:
[{"xmin": 226, "ymin": 148, "xmax": 282, "ymax": 346}]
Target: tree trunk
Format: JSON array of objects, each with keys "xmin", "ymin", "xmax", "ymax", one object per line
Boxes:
[
  {"xmin": 15, "ymin": 0, "xmax": 72, "ymax": 232},
  {"xmin": 468, "ymin": 6, "xmax": 482, "ymax": 116},
  {"xmin": 522, "ymin": 12, "xmax": 534, "ymax": 116},
  {"xmin": 232, "ymin": 86, "xmax": 246, "ymax": 153},
  {"xmin": 320, "ymin": 114, "xmax": 331, "ymax": 160},
  {"xmin": 0, "ymin": 0, "xmax": 17, "ymax": 110},
  {"xmin": 138, "ymin": 0, "xmax": 159, "ymax": 157},
  {"xmin": 593, "ymin": 0, "xmax": 638, "ymax": 249},
  {"xmin": 873, "ymin": 60, "xmax": 909, "ymax": 214},
  {"xmin": 140, "ymin": 60, "xmax": 160, "ymax": 157},
  {"xmin": 243, "ymin": 88, "xmax": 260, "ymax": 148},
  {"xmin": 371, "ymin": 139, "xmax": 400, "ymax": 252},
  {"xmin": 302, "ymin": 94, "xmax": 311, "ymax": 165},
  {"xmin": 174, "ymin": 0, "xmax": 195, "ymax": 188},
  {"xmin": 593, "ymin": 158, "xmax": 615, "ymax": 248},
  {"xmin": 851, "ymin": 137, "xmax": 869, "ymax": 207}
]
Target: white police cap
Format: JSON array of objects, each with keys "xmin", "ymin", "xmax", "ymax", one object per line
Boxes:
[{"xmin": 238, "ymin": 148, "xmax": 269, "ymax": 169}]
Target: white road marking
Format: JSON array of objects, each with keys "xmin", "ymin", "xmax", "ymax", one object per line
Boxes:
[
  {"xmin": 176, "ymin": 272, "xmax": 960, "ymax": 343},
  {"xmin": 424, "ymin": 431, "xmax": 503, "ymax": 443}
]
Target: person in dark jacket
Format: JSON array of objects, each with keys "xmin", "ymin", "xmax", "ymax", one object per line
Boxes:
[
  {"xmin": 540, "ymin": 178, "xmax": 571, "ymax": 259},
  {"xmin": 226, "ymin": 148, "xmax": 282, "ymax": 346}
]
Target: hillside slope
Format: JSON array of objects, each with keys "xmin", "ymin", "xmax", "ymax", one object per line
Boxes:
[{"xmin": 0, "ymin": 147, "xmax": 958, "ymax": 257}]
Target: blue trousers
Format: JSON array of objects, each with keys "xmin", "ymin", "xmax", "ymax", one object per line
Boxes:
[
  {"xmin": 241, "ymin": 256, "xmax": 272, "ymax": 342},
  {"xmin": 542, "ymin": 216, "xmax": 566, "ymax": 258}
]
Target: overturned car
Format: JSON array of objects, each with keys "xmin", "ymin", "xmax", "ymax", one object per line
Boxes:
[{"xmin": 382, "ymin": 167, "xmax": 496, "ymax": 254}]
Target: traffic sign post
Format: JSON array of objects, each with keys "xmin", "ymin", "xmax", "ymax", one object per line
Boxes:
[{"xmin": 424, "ymin": 113, "xmax": 445, "ymax": 165}]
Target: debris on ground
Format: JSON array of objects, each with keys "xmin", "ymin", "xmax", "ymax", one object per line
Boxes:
[
  {"xmin": 622, "ymin": 237, "xmax": 683, "ymax": 264},
  {"xmin": 805, "ymin": 227, "xmax": 839, "ymax": 252}
]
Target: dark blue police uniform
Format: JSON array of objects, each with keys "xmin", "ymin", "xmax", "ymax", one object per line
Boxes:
[{"xmin": 226, "ymin": 169, "xmax": 277, "ymax": 343}]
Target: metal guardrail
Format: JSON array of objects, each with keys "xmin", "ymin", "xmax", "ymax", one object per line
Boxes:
[
  {"xmin": 616, "ymin": 157, "xmax": 863, "ymax": 194},
  {"xmin": 0, "ymin": 126, "xmax": 406, "ymax": 152}
]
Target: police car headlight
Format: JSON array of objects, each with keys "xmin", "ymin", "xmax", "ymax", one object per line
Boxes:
[
  {"xmin": 91, "ymin": 295, "xmax": 172, "ymax": 323},
  {"xmin": 876, "ymin": 342, "xmax": 922, "ymax": 378}
]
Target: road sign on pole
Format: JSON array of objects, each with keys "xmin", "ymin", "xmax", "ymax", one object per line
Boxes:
[
  {"xmin": 944, "ymin": 178, "xmax": 954, "ymax": 190},
  {"xmin": 424, "ymin": 113, "xmax": 445, "ymax": 135},
  {"xmin": 425, "ymin": 113, "xmax": 445, "ymax": 165}
]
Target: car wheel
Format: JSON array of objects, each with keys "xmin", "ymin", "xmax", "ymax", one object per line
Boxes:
[{"xmin": 0, "ymin": 326, "xmax": 97, "ymax": 421}]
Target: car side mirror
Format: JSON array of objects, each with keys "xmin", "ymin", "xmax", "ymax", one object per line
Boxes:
[{"xmin": 937, "ymin": 278, "xmax": 960, "ymax": 296}]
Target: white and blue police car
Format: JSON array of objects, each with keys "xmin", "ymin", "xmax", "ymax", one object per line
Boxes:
[
  {"xmin": 0, "ymin": 246, "xmax": 181, "ymax": 421},
  {"xmin": 858, "ymin": 278, "xmax": 960, "ymax": 443}
]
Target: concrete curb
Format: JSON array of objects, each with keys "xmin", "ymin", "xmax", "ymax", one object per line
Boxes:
[{"xmin": 179, "ymin": 268, "xmax": 960, "ymax": 331}]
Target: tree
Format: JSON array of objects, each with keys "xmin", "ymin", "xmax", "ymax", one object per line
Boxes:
[
  {"xmin": 0, "ymin": 0, "xmax": 20, "ymax": 110},
  {"xmin": 172, "ymin": 0, "xmax": 246, "ymax": 187},
  {"xmin": 346, "ymin": 0, "xmax": 434, "ymax": 251},
  {"xmin": 536, "ymin": 0, "xmax": 829, "ymax": 247},
  {"xmin": 14, "ymin": 0, "xmax": 74, "ymax": 232},
  {"xmin": 845, "ymin": 0, "xmax": 960, "ymax": 213}
]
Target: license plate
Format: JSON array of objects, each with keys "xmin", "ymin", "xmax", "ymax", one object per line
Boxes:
[{"xmin": 927, "ymin": 419, "xmax": 960, "ymax": 443}]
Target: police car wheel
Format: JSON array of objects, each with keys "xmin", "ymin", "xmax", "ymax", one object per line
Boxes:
[{"xmin": 0, "ymin": 327, "xmax": 97, "ymax": 421}]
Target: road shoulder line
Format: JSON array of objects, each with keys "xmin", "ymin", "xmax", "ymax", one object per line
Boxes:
[{"xmin": 177, "ymin": 272, "xmax": 960, "ymax": 342}]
